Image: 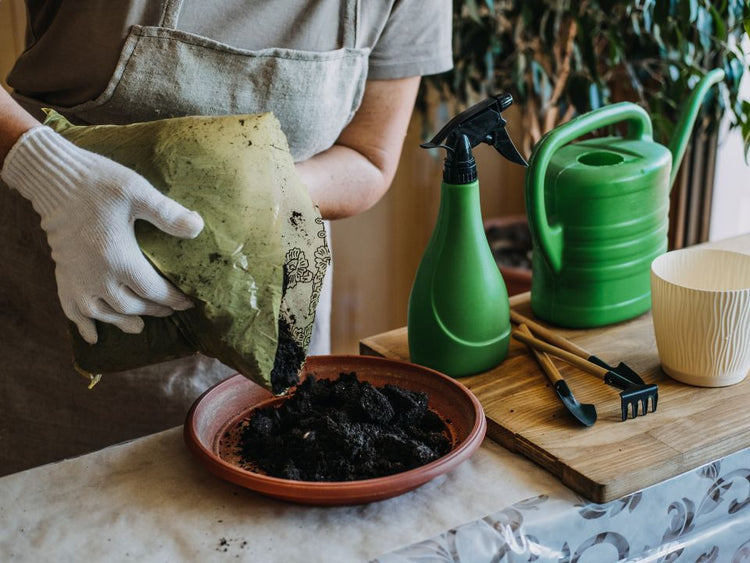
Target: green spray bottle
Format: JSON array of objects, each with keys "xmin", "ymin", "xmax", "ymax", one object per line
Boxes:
[{"xmin": 408, "ymin": 94, "xmax": 527, "ymax": 377}]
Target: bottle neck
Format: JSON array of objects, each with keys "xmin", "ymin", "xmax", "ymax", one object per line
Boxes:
[{"xmin": 437, "ymin": 180, "xmax": 484, "ymax": 227}]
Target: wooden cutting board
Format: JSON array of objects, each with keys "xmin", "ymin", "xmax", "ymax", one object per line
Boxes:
[{"xmin": 360, "ymin": 292, "xmax": 750, "ymax": 503}]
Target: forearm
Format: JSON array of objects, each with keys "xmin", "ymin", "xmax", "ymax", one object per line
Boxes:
[
  {"xmin": 297, "ymin": 76, "xmax": 420, "ymax": 220},
  {"xmin": 296, "ymin": 144, "xmax": 391, "ymax": 220},
  {"xmin": 0, "ymin": 88, "xmax": 40, "ymax": 168}
]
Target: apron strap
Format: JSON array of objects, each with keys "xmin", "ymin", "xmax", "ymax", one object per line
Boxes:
[
  {"xmin": 342, "ymin": 0, "xmax": 358, "ymax": 49},
  {"xmin": 160, "ymin": 0, "xmax": 184, "ymax": 29}
]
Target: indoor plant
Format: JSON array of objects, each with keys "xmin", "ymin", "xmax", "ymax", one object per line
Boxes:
[
  {"xmin": 420, "ymin": 0, "xmax": 750, "ymax": 262},
  {"xmin": 422, "ymin": 0, "xmax": 749, "ymax": 156}
]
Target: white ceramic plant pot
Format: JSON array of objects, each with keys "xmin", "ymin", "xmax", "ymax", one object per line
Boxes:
[{"xmin": 651, "ymin": 247, "xmax": 750, "ymax": 387}]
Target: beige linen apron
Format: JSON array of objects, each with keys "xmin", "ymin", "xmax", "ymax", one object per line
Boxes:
[{"xmin": 0, "ymin": 0, "xmax": 368, "ymax": 475}]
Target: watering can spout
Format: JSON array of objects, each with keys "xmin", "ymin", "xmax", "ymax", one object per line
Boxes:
[{"xmin": 667, "ymin": 68, "xmax": 725, "ymax": 188}]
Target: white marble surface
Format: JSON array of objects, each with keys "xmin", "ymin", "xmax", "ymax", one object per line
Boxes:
[{"xmin": 0, "ymin": 427, "xmax": 572, "ymax": 562}]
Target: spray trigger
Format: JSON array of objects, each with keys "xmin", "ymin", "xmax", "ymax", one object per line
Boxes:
[
  {"xmin": 420, "ymin": 93, "xmax": 527, "ymax": 184},
  {"xmin": 491, "ymin": 127, "xmax": 528, "ymax": 166}
]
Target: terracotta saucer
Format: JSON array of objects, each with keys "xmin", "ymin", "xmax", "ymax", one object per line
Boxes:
[{"xmin": 184, "ymin": 355, "xmax": 486, "ymax": 505}]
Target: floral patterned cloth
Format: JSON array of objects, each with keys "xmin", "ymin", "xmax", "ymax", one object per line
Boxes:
[{"xmin": 374, "ymin": 447, "xmax": 750, "ymax": 562}]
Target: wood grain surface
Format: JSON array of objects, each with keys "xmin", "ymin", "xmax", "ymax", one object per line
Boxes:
[{"xmin": 360, "ymin": 292, "xmax": 750, "ymax": 503}]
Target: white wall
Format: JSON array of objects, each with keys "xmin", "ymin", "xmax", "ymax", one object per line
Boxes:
[{"xmin": 710, "ymin": 39, "xmax": 750, "ymax": 241}]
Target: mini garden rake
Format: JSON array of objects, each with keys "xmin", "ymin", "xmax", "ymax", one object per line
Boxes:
[{"xmin": 511, "ymin": 329, "xmax": 658, "ymax": 421}]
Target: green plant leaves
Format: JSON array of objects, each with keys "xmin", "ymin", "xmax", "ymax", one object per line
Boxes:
[{"xmin": 422, "ymin": 0, "xmax": 750, "ymax": 155}]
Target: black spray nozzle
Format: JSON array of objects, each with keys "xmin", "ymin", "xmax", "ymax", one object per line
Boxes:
[{"xmin": 421, "ymin": 93, "xmax": 528, "ymax": 183}]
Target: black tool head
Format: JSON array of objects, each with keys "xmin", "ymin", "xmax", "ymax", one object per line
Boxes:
[
  {"xmin": 553, "ymin": 380, "xmax": 597, "ymax": 427},
  {"xmin": 588, "ymin": 355, "xmax": 645, "ymax": 386},
  {"xmin": 619, "ymin": 384, "xmax": 658, "ymax": 421},
  {"xmin": 614, "ymin": 362, "xmax": 645, "ymax": 385}
]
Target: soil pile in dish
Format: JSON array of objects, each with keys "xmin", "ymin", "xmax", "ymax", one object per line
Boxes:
[{"xmin": 236, "ymin": 372, "xmax": 451, "ymax": 481}]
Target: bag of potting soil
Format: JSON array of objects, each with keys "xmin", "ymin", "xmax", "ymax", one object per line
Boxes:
[{"xmin": 44, "ymin": 110, "xmax": 330, "ymax": 394}]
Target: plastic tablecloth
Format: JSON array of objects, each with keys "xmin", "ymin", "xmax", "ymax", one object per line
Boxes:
[{"xmin": 374, "ymin": 447, "xmax": 750, "ymax": 562}]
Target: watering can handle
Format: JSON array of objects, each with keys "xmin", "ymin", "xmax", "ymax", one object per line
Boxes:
[{"xmin": 526, "ymin": 102, "xmax": 653, "ymax": 272}]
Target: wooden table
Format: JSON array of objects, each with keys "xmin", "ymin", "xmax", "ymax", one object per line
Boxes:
[{"xmin": 361, "ymin": 234, "xmax": 750, "ymax": 502}]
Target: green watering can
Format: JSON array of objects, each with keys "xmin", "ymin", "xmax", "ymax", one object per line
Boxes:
[{"xmin": 526, "ymin": 69, "xmax": 725, "ymax": 327}]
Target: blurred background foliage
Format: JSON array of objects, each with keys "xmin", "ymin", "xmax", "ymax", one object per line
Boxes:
[{"xmin": 420, "ymin": 0, "xmax": 750, "ymax": 157}]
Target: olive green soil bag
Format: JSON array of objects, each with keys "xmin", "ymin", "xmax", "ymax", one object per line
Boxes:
[{"xmin": 44, "ymin": 110, "xmax": 330, "ymax": 394}]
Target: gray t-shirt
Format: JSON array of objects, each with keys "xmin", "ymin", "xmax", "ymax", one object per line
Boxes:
[{"xmin": 8, "ymin": 0, "xmax": 453, "ymax": 108}]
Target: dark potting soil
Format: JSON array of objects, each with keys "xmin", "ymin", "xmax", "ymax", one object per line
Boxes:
[
  {"xmin": 236, "ymin": 372, "xmax": 452, "ymax": 481},
  {"xmin": 270, "ymin": 316, "xmax": 305, "ymax": 394},
  {"xmin": 269, "ymin": 262, "xmax": 306, "ymax": 394}
]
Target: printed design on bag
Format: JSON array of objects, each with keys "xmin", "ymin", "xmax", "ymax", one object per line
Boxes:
[
  {"xmin": 284, "ymin": 247, "xmax": 314, "ymax": 290},
  {"xmin": 308, "ymin": 217, "xmax": 331, "ymax": 317}
]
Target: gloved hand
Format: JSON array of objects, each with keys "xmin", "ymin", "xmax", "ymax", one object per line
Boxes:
[{"xmin": 1, "ymin": 125, "xmax": 204, "ymax": 344}]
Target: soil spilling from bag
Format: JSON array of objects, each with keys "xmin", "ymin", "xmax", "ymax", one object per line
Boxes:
[
  {"xmin": 236, "ymin": 372, "xmax": 452, "ymax": 481},
  {"xmin": 269, "ymin": 316, "xmax": 305, "ymax": 394}
]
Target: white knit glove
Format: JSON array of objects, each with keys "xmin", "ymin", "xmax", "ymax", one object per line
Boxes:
[{"xmin": 1, "ymin": 125, "xmax": 204, "ymax": 344}]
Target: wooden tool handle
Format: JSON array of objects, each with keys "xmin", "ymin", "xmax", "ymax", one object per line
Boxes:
[
  {"xmin": 512, "ymin": 329, "xmax": 610, "ymax": 379},
  {"xmin": 510, "ymin": 309, "xmax": 592, "ymax": 359},
  {"xmin": 517, "ymin": 323, "xmax": 563, "ymax": 384}
]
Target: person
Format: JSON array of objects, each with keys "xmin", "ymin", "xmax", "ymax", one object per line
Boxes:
[{"xmin": 0, "ymin": 1, "xmax": 453, "ymax": 476}]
